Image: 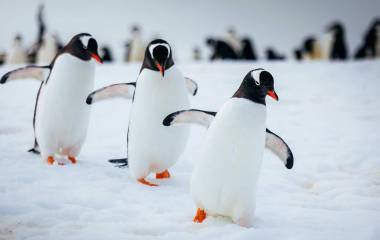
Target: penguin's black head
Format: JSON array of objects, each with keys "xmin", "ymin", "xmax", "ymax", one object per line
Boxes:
[
  {"xmin": 326, "ymin": 22, "xmax": 345, "ymax": 36},
  {"xmin": 233, "ymin": 68, "xmax": 278, "ymax": 105},
  {"xmin": 143, "ymin": 39, "xmax": 173, "ymax": 77},
  {"xmin": 63, "ymin": 33, "xmax": 103, "ymax": 63},
  {"xmin": 303, "ymin": 37, "xmax": 316, "ymax": 52},
  {"xmin": 206, "ymin": 38, "xmax": 216, "ymax": 46}
]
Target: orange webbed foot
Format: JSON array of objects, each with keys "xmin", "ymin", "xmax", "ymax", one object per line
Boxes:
[
  {"xmin": 47, "ymin": 156, "xmax": 55, "ymax": 165},
  {"xmin": 193, "ymin": 208, "xmax": 207, "ymax": 223},
  {"xmin": 138, "ymin": 178, "xmax": 158, "ymax": 187},
  {"xmin": 156, "ymin": 170, "xmax": 171, "ymax": 179},
  {"xmin": 68, "ymin": 156, "xmax": 77, "ymax": 164}
]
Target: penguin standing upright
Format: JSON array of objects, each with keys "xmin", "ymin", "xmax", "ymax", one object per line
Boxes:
[
  {"xmin": 1, "ymin": 33, "xmax": 103, "ymax": 164},
  {"xmin": 37, "ymin": 33, "xmax": 58, "ymax": 64},
  {"xmin": 355, "ymin": 19, "xmax": 380, "ymax": 59},
  {"xmin": 302, "ymin": 37, "xmax": 323, "ymax": 60},
  {"xmin": 6, "ymin": 35, "xmax": 27, "ymax": 65},
  {"xmin": 125, "ymin": 25, "xmax": 145, "ymax": 62},
  {"xmin": 223, "ymin": 27, "xmax": 242, "ymax": 55},
  {"xmin": 163, "ymin": 69, "xmax": 294, "ymax": 227},
  {"xmin": 326, "ymin": 22, "xmax": 348, "ymax": 60},
  {"xmin": 86, "ymin": 39, "xmax": 198, "ymax": 186},
  {"xmin": 240, "ymin": 38, "xmax": 257, "ymax": 60}
]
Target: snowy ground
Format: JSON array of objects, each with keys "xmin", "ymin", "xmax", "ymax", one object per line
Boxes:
[{"xmin": 0, "ymin": 61, "xmax": 379, "ymax": 240}]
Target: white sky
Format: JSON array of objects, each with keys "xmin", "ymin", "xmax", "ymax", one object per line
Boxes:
[{"xmin": 1, "ymin": 0, "xmax": 379, "ymax": 60}]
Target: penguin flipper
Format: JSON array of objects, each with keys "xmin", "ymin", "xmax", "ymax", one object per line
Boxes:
[
  {"xmin": 109, "ymin": 158, "xmax": 128, "ymax": 168},
  {"xmin": 163, "ymin": 109, "xmax": 216, "ymax": 128},
  {"xmin": 265, "ymin": 128, "xmax": 294, "ymax": 169},
  {"xmin": 86, "ymin": 82, "xmax": 136, "ymax": 104},
  {"xmin": 0, "ymin": 65, "xmax": 50, "ymax": 84},
  {"xmin": 185, "ymin": 77, "xmax": 198, "ymax": 96}
]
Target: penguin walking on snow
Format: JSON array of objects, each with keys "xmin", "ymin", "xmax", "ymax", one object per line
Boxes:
[
  {"xmin": 163, "ymin": 69, "xmax": 294, "ymax": 227},
  {"xmin": 86, "ymin": 39, "xmax": 198, "ymax": 186},
  {"xmin": 1, "ymin": 33, "xmax": 103, "ymax": 165}
]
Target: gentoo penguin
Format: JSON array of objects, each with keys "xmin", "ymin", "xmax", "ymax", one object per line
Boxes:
[
  {"xmin": 37, "ymin": 33, "xmax": 58, "ymax": 65},
  {"xmin": 6, "ymin": 35, "xmax": 27, "ymax": 65},
  {"xmin": 192, "ymin": 47, "xmax": 202, "ymax": 61},
  {"xmin": 266, "ymin": 48, "xmax": 286, "ymax": 61},
  {"xmin": 0, "ymin": 33, "xmax": 103, "ymax": 164},
  {"xmin": 326, "ymin": 22, "xmax": 348, "ymax": 60},
  {"xmin": 86, "ymin": 39, "xmax": 198, "ymax": 186},
  {"xmin": 124, "ymin": 25, "xmax": 145, "ymax": 62},
  {"xmin": 100, "ymin": 46, "xmax": 113, "ymax": 62},
  {"xmin": 302, "ymin": 37, "xmax": 323, "ymax": 60},
  {"xmin": 240, "ymin": 38, "xmax": 257, "ymax": 60},
  {"xmin": 223, "ymin": 27, "xmax": 242, "ymax": 55},
  {"xmin": 355, "ymin": 19, "xmax": 380, "ymax": 59},
  {"xmin": 206, "ymin": 38, "xmax": 238, "ymax": 60},
  {"xmin": 163, "ymin": 69, "xmax": 294, "ymax": 227}
]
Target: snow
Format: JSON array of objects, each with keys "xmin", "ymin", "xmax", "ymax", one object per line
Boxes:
[{"xmin": 0, "ymin": 60, "xmax": 380, "ymax": 239}]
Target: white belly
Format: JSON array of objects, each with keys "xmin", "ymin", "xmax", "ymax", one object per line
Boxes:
[
  {"xmin": 190, "ymin": 98, "xmax": 266, "ymax": 226},
  {"xmin": 35, "ymin": 54, "xmax": 95, "ymax": 158},
  {"xmin": 128, "ymin": 67, "xmax": 190, "ymax": 179},
  {"xmin": 6, "ymin": 45, "xmax": 27, "ymax": 65}
]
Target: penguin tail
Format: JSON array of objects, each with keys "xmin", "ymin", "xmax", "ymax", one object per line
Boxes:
[
  {"xmin": 28, "ymin": 148, "xmax": 40, "ymax": 154},
  {"xmin": 108, "ymin": 158, "xmax": 128, "ymax": 168}
]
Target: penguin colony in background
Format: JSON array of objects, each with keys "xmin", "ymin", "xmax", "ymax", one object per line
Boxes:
[
  {"xmin": 1, "ymin": 33, "xmax": 294, "ymax": 227},
  {"xmin": 1, "ymin": 6, "xmax": 379, "ymax": 65}
]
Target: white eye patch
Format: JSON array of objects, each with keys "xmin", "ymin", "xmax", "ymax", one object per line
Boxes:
[
  {"xmin": 79, "ymin": 35, "xmax": 92, "ymax": 49},
  {"xmin": 149, "ymin": 43, "xmax": 170, "ymax": 59},
  {"xmin": 251, "ymin": 68, "xmax": 264, "ymax": 85}
]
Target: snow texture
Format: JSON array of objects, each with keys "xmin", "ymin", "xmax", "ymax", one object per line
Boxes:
[{"xmin": 0, "ymin": 61, "xmax": 380, "ymax": 239}]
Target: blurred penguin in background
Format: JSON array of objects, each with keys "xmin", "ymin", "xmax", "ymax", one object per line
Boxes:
[
  {"xmin": 302, "ymin": 37, "xmax": 323, "ymax": 60},
  {"xmin": 206, "ymin": 38, "xmax": 238, "ymax": 60},
  {"xmin": 37, "ymin": 33, "xmax": 58, "ymax": 64},
  {"xmin": 6, "ymin": 34, "xmax": 27, "ymax": 65},
  {"xmin": 325, "ymin": 22, "xmax": 348, "ymax": 60},
  {"xmin": 124, "ymin": 25, "xmax": 145, "ymax": 62},
  {"xmin": 101, "ymin": 46, "xmax": 113, "ymax": 62},
  {"xmin": 192, "ymin": 47, "xmax": 202, "ymax": 61},
  {"xmin": 224, "ymin": 27, "xmax": 243, "ymax": 55},
  {"xmin": 0, "ymin": 51, "xmax": 6, "ymax": 65},
  {"xmin": 53, "ymin": 34, "xmax": 64, "ymax": 50},
  {"xmin": 293, "ymin": 48, "xmax": 303, "ymax": 60},
  {"xmin": 240, "ymin": 38, "xmax": 257, "ymax": 60},
  {"xmin": 355, "ymin": 18, "xmax": 380, "ymax": 59},
  {"xmin": 266, "ymin": 48, "xmax": 286, "ymax": 61},
  {"xmin": 27, "ymin": 4, "xmax": 46, "ymax": 63}
]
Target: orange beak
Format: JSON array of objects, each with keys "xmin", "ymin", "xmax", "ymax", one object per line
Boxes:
[
  {"xmin": 91, "ymin": 53, "xmax": 103, "ymax": 64},
  {"xmin": 155, "ymin": 62, "xmax": 165, "ymax": 77},
  {"xmin": 267, "ymin": 90, "xmax": 279, "ymax": 101}
]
